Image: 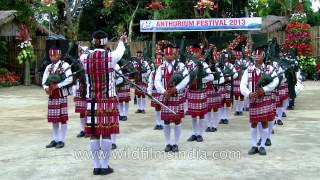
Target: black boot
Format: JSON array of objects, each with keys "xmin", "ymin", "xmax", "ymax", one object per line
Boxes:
[
  {"xmin": 77, "ymin": 131, "xmax": 85, "ymax": 138},
  {"xmin": 257, "ymin": 138, "xmax": 262, "ymax": 146},
  {"xmin": 93, "ymin": 168, "xmax": 101, "ymax": 175},
  {"xmin": 100, "ymin": 166, "xmax": 114, "ymax": 175},
  {"xmin": 248, "ymin": 146, "xmax": 259, "ymax": 155},
  {"xmin": 205, "ymin": 127, "xmax": 211, "ymax": 132},
  {"xmin": 211, "ymin": 127, "xmax": 217, "ymax": 132},
  {"xmin": 265, "ymin": 138, "xmax": 272, "ymax": 146},
  {"xmin": 258, "ymin": 147, "xmax": 267, "ymax": 155},
  {"xmin": 224, "ymin": 119, "xmax": 229, "ymax": 124},
  {"xmin": 219, "ymin": 119, "xmax": 224, "ymax": 124},
  {"xmin": 171, "ymin": 144, "xmax": 179, "ymax": 152},
  {"xmin": 164, "ymin": 144, "xmax": 172, "ymax": 152},
  {"xmin": 196, "ymin": 135, "xmax": 203, "ymax": 142},
  {"xmin": 277, "ymin": 119, "xmax": 284, "ymax": 125},
  {"xmin": 112, "ymin": 143, "xmax": 117, "ymax": 150},
  {"xmin": 46, "ymin": 140, "xmax": 57, "ymax": 148},
  {"xmin": 282, "ymin": 112, "xmax": 287, "ymax": 117},
  {"xmin": 159, "ymin": 125, "xmax": 164, "ymax": 130},
  {"xmin": 55, "ymin": 141, "xmax": 65, "ymax": 149},
  {"xmin": 187, "ymin": 135, "xmax": 197, "ymax": 142}
]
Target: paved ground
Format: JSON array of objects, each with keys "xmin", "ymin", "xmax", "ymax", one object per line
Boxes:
[{"xmin": 0, "ymin": 81, "xmax": 320, "ymax": 180}]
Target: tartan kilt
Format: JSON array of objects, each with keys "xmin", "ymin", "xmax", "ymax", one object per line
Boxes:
[
  {"xmin": 159, "ymin": 92, "xmax": 184, "ymax": 122},
  {"xmin": 75, "ymin": 90, "xmax": 87, "ymax": 113},
  {"xmin": 206, "ymin": 84, "xmax": 221, "ymax": 111},
  {"xmin": 48, "ymin": 97, "xmax": 68, "ymax": 123},
  {"xmin": 117, "ymin": 83, "xmax": 131, "ymax": 103},
  {"xmin": 279, "ymin": 83, "xmax": 289, "ymax": 101},
  {"xmin": 233, "ymin": 78, "xmax": 242, "ymax": 98},
  {"xmin": 187, "ymin": 86, "xmax": 208, "ymax": 117},
  {"xmin": 151, "ymin": 88, "xmax": 161, "ymax": 109},
  {"xmin": 84, "ymin": 97, "xmax": 119, "ymax": 137},
  {"xmin": 135, "ymin": 82, "xmax": 147, "ymax": 97},
  {"xmin": 249, "ymin": 95, "xmax": 276, "ymax": 123},
  {"xmin": 220, "ymin": 83, "xmax": 232, "ymax": 105}
]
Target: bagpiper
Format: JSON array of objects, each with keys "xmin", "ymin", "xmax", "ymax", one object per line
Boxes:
[
  {"xmin": 82, "ymin": 30, "xmax": 126, "ymax": 175},
  {"xmin": 205, "ymin": 46, "xmax": 225, "ymax": 132},
  {"xmin": 116, "ymin": 42, "xmax": 132, "ymax": 121},
  {"xmin": 186, "ymin": 44, "xmax": 214, "ymax": 142},
  {"xmin": 155, "ymin": 45, "xmax": 189, "ymax": 152},
  {"xmin": 240, "ymin": 47, "xmax": 279, "ymax": 156},
  {"xmin": 219, "ymin": 51, "xmax": 238, "ymax": 124},
  {"xmin": 42, "ymin": 47, "xmax": 73, "ymax": 149},
  {"xmin": 147, "ymin": 52, "xmax": 164, "ymax": 130},
  {"xmin": 233, "ymin": 51, "xmax": 248, "ymax": 116},
  {"xmin": 133, "ymin": 51, "xmax": 151, "ymax": 114},
  {"xmin": 74, "ymin": 46, "xmax": 90, "ymax": 138}
]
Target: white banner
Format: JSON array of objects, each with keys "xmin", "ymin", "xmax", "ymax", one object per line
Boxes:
[{"xmin": 140, "ymin": 17, "xmax": 262, "ymax": 32}]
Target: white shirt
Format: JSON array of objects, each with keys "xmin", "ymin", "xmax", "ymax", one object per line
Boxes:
[
  {"xmin": 240, "ymin": 64, "xmax": 279, "ymax": 98},
  {"xmin": 115, "ymin": 64, "xmax": 124, "ymax": 85},
  {"xmin": 155, "ymin": 60, "xmax": 189, "ymax": 94},
  {"xmin": 42, "ymin": 60, "xmax": 73, "ymax": 90},
  {"xmin": 82, "ymin": 41, "xmax": 125, "ymax": 98}
]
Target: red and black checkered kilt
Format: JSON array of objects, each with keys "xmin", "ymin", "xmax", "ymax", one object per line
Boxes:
[
  {"xmin": 84, "ymin": 97, "xmax": 119, "ymax": 137},
  {"xmin": 48, "ymin": 96, "xmax": 68, "ymax": 123},
  {"xmin": 279, "ymin": 83, "xmax": 289, "ymax": 102},
  {"xmin": 75, "ymin": 90, "xmax": 87, "ymax": 113},
  {"xmin": 151, "ymin": 87, "xmax": 161, "ymax": 109},
  {"xmin": 249, "ymin": 95, "xmax": 276, "ymax": 123},
  {"xmin": 135, "ymin": 82, "xmax": 147, "ymax": 98},
  {"xmin": 117, "ymin": 82, "xmax": 131, "ymax": 103},
  {"xmin": 206, "ymin": 83, "xmax": 221, "ymax": 111},
  {"xmin": 233, "ymin": 78, "xmax": 243, "ymax": 99},
  {"xmin": 187, "ymin": 85, "xmax": 208, "ymax": 118},
  {"xmin": 159, "ymin": 92, "xmax": 184, "ymax": 122},
  {"xmin": 220, "ymin": 83, "xmax": 233, "ymax": 105}
]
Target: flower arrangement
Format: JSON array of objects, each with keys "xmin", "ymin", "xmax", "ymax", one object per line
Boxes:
[
  {"xmin": 0, "ymin": 68, "xmax": 20, "ymax": 87},
  {"xmin": 228, "ymin": 34, "xmax": 248, "ymax": 50},
  {"xmin": 284, "ymin": 3, "xmax": 312, "ymax": 56},
  {"xmin": 17, "ymin": 40, "xmax": 36, "ymax": 64}
]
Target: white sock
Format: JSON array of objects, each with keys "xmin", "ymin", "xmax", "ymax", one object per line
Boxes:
[
  {"xmin": 52, "ymin": 123, "xmax": 59, "ymax": 142},
  {"xmin": 118, "ymin": 103, "xmax": 124, "ymax": 116},
  {"xmin": 192, "ymin": 118, "xmax": 198, "ymax": 135},
  {"xmin": 141, "ymin": 98, "xmax": 146, "ymax": 110},
  {"xmin": 124, "ymin": 103, "xmax": 129, "ymax": 116},
  {"xmin": 268, "ymin": 120, "xmax": 275, "ymax": 139},
  {"xmin": 198, "ymin": 119, "xmax": 205, "ymax": 136},
  {"xmin": 219, "ymin": 108, "xmax": 225, "ymax": 119},
  {"xmin": 250, "ymin": 127, "xmax": 258, "ymax": 147},
  {"xmin": 257, "ymin": 123, "xmax": 263, "ymax": 137},
  {"xmin": 245, "ymin": 98, "xmax": 249, "ymax": 109},
  {"xmin": 225, "ymin": 107, "xmax": 231, "ymax": 119},
  {"xmin": 282, "ymin": 98, "xmax": 289, "ymax": 116},
  {"xmin": 155, "ymin": 111, "xmax": 161, "ymax": 125},
  {"xmin": 80, "ymin": 117, "xmax": 85, "ymax": 131},
  {"xmin": 90, "ymin": 139, "xmax": 101, "ymax": 169},
  {"xmin": 137, "ymin": 97, "xmax": 142, "ymax": 110},
  {"xmin": 276, "ymin": 107, "xmax": 283, "ymax": 120},
  {"xmin": 239, "ymin": 100, "xmax": 244, "ymax": 112},
  {"xmin": 206, "ymin": 112, "xmax": 211, "ymax": 127},
  {"xmin": 213, "ymin": 111, "xmax": 219, "ymax": 128},
  {"xmin": 60, "ymin": 123, "xmax": 67, "ymax": 142},
  {"xmin": 164, "ymin": 124, "xmax": 171, "ymax": 145},
  {"xmin": 234, "ymin": 99, "xmax": 239, "ymax": 112},
  {"xmin": 260, "ymin": 128, "xmax": 269, "ymax": 148},
  {"xmin": 111, "ymin": 134, "xmax": 117, "ymax": 144},
  {"xmin": 100, "ymin": 139, "xmax": 112, "ymax": 169},
  {"xmin": 184, "ymin": 100, "xmax": 188, "ymax": 113},
  {"xmin": 174, "ymin": 124, "xmax": 181, "ymax": 145}
]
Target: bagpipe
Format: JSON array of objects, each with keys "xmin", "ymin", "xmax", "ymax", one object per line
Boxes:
[
  {"xmin": 114, "ymin": 69, "xmax": 177, "ymax": 115},
  {"xmin": 44, "ymin": 42, "xmax": 87, "ymax": 98}
]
